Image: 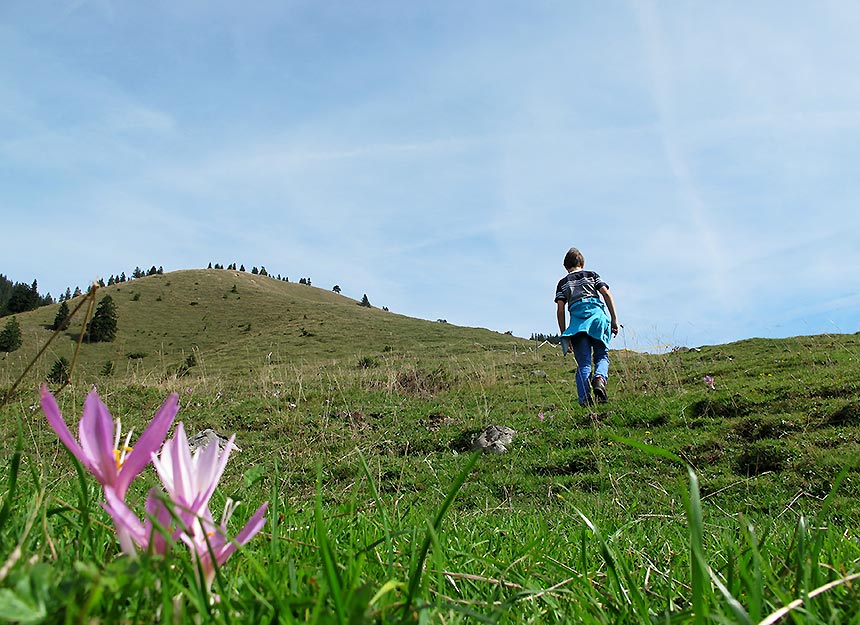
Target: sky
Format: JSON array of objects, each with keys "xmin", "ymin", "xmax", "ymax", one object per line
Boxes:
[{"xmin": 2, "ymin": 1, "xmax": 859, "ymax": 350}]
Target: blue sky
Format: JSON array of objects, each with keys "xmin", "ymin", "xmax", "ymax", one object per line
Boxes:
[{"xmin": 2, "ymin": 1, "xmax": 859, "ymax": 349}]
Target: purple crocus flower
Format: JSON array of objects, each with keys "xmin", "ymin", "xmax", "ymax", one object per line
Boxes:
[
  {"xmin": 703, "ymin": 376, "xmax": 716, "ymax": 390},
  {"xmin": 103, "ymin": 488, "xmax": 174, "ymax": 556},
  {"xmin": 40, "ymin": 386, "xmax": 179, "ymax": 499},
  {"xmin": 181, "ymin": 498, "xmax": 268, "ymax": 591},
  {"xmin": 152, "ymin": 422, "xmax": 267, "ymax": 590},
  {"xmin": 151, "ymin": 422, "xmax": 234, "ymax": 517}
]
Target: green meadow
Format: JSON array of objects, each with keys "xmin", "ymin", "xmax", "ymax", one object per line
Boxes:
[{"xmin": 1, "ymin": 269, "xmax": 859, "ymax": 623}]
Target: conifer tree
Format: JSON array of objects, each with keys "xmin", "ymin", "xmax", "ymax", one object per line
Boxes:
[
  {"xmin": 239, "ymin": 265, "xmax": 245, "ymax": 272},
  {"xmin": 53, "ymin": 301, "xmax": 70, "ymax": 331},
  {"xmin": 132, "ymin": 267, "xmax": 143, "ymax": 279},
  {"xmin": 48, "ymin": 356, "xmax": 70, "ymax": 384},
  {"xmin": 251, "ymin": 267, "xmax": 259, "ymax": 275},
  {"xmin": 0, "ymin": 316, "xmax": 22, "ymax": 352},
  {"xmin": 148, "ymin": 266, "xmax": 157, "ymax": 276},
  {"xmin": 332, "ymin": 285, "xmax": 342, "ymax": 294},
  {"xmin": 259, "ymin": 266, "xmax": 268, "ymax": 276},
  {"xmin": 360, "ymin": 294, "xmax": 372, "ymax": 307},
  {"xmin": 73, "ymin": 286, "xmax": 82, "ymax": 298},
  {"xmin": 157, "ymin": 266, "xmax": 164, "ymax": 274},
  {"xmin": 86, "ymin": 296, "xmax": 118, "ymax": 342},
  {"xmin": 64, "ymin": 287, "xmax": 72, "ymax": 301},
  {"xmin": 208, "ymin": 262, "xmax": 213, "ymax": 269}
]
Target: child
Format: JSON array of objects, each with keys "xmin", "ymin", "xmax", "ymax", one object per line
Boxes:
[{"xmin": 555, "ymin": 247, "xmax": 619, "ymax": 407}]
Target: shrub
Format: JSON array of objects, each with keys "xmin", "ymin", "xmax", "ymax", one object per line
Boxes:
[
  {"xmin": 394, "ymin": 367, "xmax": 450, "ymax": 397},
  {"xmin": 357, "ymin": 356, "xmax": 379, "ymax": 369},
  {"xmin": 0, "ymin": 316, "xmax": 22, "ymax": 352},
  {"xmin": 48, "ymin": 356, "xmax": 70, "ymax": 384}
]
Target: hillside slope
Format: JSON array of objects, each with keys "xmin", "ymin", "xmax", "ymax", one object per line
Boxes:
[{"xmin": 0, "ymin": 269, "xmax": 519, "ymax": 382}]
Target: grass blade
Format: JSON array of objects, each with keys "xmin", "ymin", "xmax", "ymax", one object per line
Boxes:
[{"xmin": 402, "ymin": 450, "xmax": 481, "ymax": 619}]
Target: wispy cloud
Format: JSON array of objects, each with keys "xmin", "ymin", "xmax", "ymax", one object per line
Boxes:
[{"xmin": 2, "ymin": 2, "xmax": 859, "ymax": 345}]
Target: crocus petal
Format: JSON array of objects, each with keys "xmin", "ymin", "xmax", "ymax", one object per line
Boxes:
[
  {"xmin": 143, "ymin": 489, "xmax": 174, "ymax": 556},
  {"xmin": 221, "ymin": 502, "xmax": 268, "ymax": 562},
  {"xmin": 190, "ymin": 435, "xmax": 234, "ymax": 514},
  {"xmin": 117, "ymin": 393, "xmax": 179, "ymax": 496},
  {"xmin": 40, "ymin": 386, "xmax": 93, "ymax": 473},
  {"xmin": 102, "ymin": 488, "xmax": 147, "ymax": 555},
  {"xmin": 79, "ymin": 391, "xmax": 117, "ymax": 485}
]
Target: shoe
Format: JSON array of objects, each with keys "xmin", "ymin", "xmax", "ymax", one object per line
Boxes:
[{"xmin": 591, "ymin": 376, "xmax": 608, "ymax": 403}]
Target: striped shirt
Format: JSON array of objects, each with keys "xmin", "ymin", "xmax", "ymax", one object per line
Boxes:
[{"xmin": 554, "ymin": 270, "xmax": 608, "ymax": 307}]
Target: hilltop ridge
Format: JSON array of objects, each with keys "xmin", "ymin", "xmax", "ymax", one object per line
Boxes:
[{"xmin": 0, "ymin": 269, "xmax": 520, "ymax": 382}]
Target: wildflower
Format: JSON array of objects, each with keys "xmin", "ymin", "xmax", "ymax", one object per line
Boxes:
[
  {"xmin": 151, "ymin": 422, "xmax": 233, "ymax": 517},
  {"xmin": 538, "ymin": 412, "xmax": 545, "ymax": 421},
  {"xmin": 40, "ymin": 386, "xmax": 178, "ymax": 500},
  {"xmin": 152, "ymin": 422, "xmax": 267, "ymax": 590},
  {"xmin": 181, "ymin": 498, "xmax": 268, "ymax": 591},
  {"xmin": 103, "ymin": 488, "xmax": 174, "ymax": 556},
  {"xmin": 703, "ymin": 376, "xmax": 716, "ymax": 390}
]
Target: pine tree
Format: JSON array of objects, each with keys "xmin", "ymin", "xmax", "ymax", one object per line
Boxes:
[
  {"xmin": 157, "ymin": 266, "xmax": 164, "ymax": 274},
  {"xmin": 73, "ymin": 286, "xmax": 82, "ymax": 298},
  {"xmin": 0, "ymin": 316, "xmax": 22, "ymax": 352},
  {"xmin": 360, "ymin": 294, "xmax": 372, "ymax": 308},
  {"xmin": 4, "ymin": 281, "xmax": 41, "ymax": 314},
  {"xmin": 259, "ymin": 266, "xmax": 268, "ymax": 276},
  {"xmin": 64, "ymin": 287, "xmax": 72, "ymax": 301},
  {"xmin": 53, "ymin": 301, "xmax": 70, "ymax": 331},
  {"xmin": 239, "ymin": 265, "xmax": 245, "ymax": 272},
  {"xmin": 332, "ymin": 285, "xmax": 342, "ymax": 294},
  {"xmin": 132, "ymin": 267, "xmax": 144, "ymax": 279},
  {"xmin": 48, "ymin": 356, "xmax": 70, "ymax": 384},
  {"xmin": 251, "ymin": 267, "xmax": 259, "ymax": 275},
  {"xmin": 86, "ymin": 296, "xmax": 118, "ymax": 342},
  {"xmin": 148, "ymin": 266, "xmax": 157, "ymax": 276},
  {"xmin": 208, "ymin": 262, "xmax": 213, "ymax": 269}
]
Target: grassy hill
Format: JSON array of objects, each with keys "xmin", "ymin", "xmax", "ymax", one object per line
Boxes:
[
  {"xmin": 0, "ymin": 268, "xmax": 519, "ymax": 385},
  {"xmin": 1, "ymin": 271, "xmax": 859, "ymax": 622}
]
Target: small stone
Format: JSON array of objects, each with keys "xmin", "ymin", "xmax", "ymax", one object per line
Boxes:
[
  {"xmin": 187, "ymin": 428, "xmax": 240, "ymax": 454},
  {"xmin": 471, "ymin": 425, "xmax": 516, "ymax": 454}
]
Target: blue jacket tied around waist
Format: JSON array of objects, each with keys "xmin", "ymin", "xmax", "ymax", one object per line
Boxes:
[{"xmin": 561, "ymin": 297, "xmax": 611, "ymax": 355}]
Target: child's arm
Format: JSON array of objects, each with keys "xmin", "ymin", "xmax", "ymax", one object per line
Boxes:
[
  {"xmin": 556, "ymin": 300, "xmax": 566, "ymax": 334},
  {"xmin": 598, "ymin": 286, "xmax": 620, "ymax": 336}
]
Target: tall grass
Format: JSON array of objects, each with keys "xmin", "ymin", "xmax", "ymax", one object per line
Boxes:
[{"xmin": 2, "ymin": 300, "xmax": 860, "ymax": 622}]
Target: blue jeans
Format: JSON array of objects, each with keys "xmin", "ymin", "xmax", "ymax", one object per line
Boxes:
[{"xmin": 571, "ymin": 332, "xmax": 609, "ymax": 406}]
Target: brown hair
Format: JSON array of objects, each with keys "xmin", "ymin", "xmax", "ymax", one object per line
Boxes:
[{"xmin": 563, "ymin": 247, "xmax": 585, "ymax": 270}]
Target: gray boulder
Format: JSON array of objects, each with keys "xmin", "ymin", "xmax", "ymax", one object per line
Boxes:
[
  {"xmin": 187, "ymin": 428, "xmax": 240, "ymax": 454},
  {"xmin": 471, "ymin": 425, "xmax": 516, "ymax": 454}
]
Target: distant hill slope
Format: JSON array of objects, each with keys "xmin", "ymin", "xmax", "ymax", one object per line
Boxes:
[{"xmin": 0, "ymin": 269, "xmax": 519, "ymax": 382}]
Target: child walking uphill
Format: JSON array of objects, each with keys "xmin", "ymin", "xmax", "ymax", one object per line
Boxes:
[{"xmin": 555, "ymin": 247, "xmax": 619, "ymax": 407}]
